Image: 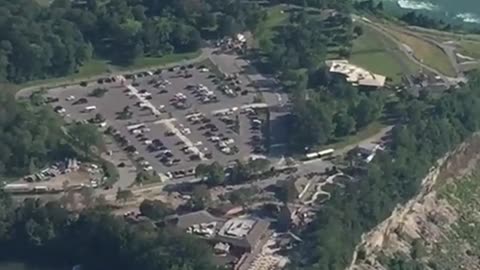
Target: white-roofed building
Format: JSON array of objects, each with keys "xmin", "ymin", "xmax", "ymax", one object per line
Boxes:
[{"xmin": 326, "ymin": 60, "xmax": 386, "ymax": 88}]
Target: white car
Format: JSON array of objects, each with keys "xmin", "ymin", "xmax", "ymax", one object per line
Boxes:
[
  {"xmin": 220, "ymin": 147, "xmax": 231, "ymax": 154},
  {"xmin": 199, "ymin": 68, "xmax": 209, "ymax": 73},
  {"xmin": 66, "ymin": 95, "xmax": 75, "ymax": 101},
  {"xmin": 209, "ymin": 136, "xmax": 220, "ymax": 142}
]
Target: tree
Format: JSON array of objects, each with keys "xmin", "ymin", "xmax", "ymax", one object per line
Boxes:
[
  {"xmin": 135, "ymin": 171, "xmax": 159, "ymax": 185},
  {"xmin": 353, "ymin": 25, "xmax": 363, "ymax": 36},
  {"xmin": 116, "ymin": 188, "xmax": 133, "ymax": 203},
  {"xmin": 334, "ymin": 112, "xmax": 356, "ymax": 137},
  {"xmin": 94, "ymin": 113, "xmax": 106, "ymax": 123},
  {"xmin": 0, "ymin": 194, "xmax": 217, "ymax": 270},
  {"xmin": 89, "ymin": 87, "xmax": 109, "ymax": 97},
  {"xmin": 354, "ymin": 97, "xmax": 381, "ymax": 128},
  {"xmin": 68, "ymin": 123, "xmax": 103, "ymax": 156},
  {"xmin": 189, "ymin": 185, "xmax": 211, "ymax": 210},
  {"xmin": 247, "ymin": 158, "xmax": 271, "ymax": 174},
  {"xmin": 228, "ymin": 161, "xmax": 251, "ymax": 185},
  {"xmin": 139, "ymin": 199, "xmax": 173, "ymax": 220},
  {"xmin": 218, "ymin": 15, "xmax": 241, "ymax": 37},
  {"xmin": 196, "ymin": 162, "xmax": 224, "ymax": 187}
]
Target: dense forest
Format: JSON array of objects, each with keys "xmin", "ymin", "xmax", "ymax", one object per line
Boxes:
[
  {"xmin": 288, "ymin": 73, "xmax": 480, "ymax": 270},
  {"xmin": 0, "ymin": 0, "xmax": 265, "ymax": 83},
  {"xmin": 0, "ymin": 91, "xmax": 74, "ymax": 176},
  {"xmin": 0, "ymin": 194, "xmax": 216, "ymax": 270}
]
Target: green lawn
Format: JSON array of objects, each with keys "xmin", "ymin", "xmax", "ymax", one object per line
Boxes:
[
  {"xmin": 350, "ymin": 25, "xmax": 418, "ymax": 83},
  {"xmin": 387, "ymin": 28, "xmax": 456, "ymax": 77},
  {"xmin": 458, "ymin": 40, "xmax": 480, "ymax": 59},
  {"xmin": 4, "ymin": 51, "xmax": 201, "ymax": 93},
  {"xmin": 117, "ymin": 51, "xmax": 201, "ymax": 71}
]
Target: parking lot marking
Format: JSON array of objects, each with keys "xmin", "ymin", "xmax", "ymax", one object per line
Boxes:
[
  {"xmin": 210, "ymin": 103, "xmax": 269, "ymax": 115},
  {"xmin": 126, "ymin": 85, "xmax": 161, "ymax": 116},
  {"xmin": 157, "ymin": 118, "xmax": 206, "ymax": 161}
]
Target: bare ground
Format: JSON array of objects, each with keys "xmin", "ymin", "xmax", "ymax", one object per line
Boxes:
[{"xmin": 349, "ymin": 134, "xmax": 480, "ymax": 270}]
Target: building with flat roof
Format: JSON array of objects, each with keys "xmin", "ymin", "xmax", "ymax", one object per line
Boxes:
[
  {"xmin": 216, "ymin": 217, "xmax": 270, "ymax": 252},
  {"xmin": 171, "ymin": 211, "xmax": 271, "ymax": 251},
  {"xmin": 326, "ymin": 60, "xmax": 386, "ymax": 88}
]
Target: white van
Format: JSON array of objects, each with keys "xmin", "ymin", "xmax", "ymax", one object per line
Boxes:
[{"xmin": 85, "ymin": 106, "xmax": 96, "ymax": 112}]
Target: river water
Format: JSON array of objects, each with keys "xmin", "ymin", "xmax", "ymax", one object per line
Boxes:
[
  {"xmin": 0, "ymin": 262, "xmax": 62, "ymax": 270},
  {"xmin": 383, "ymin": 0, "xmax": 480, "ymax": 24}
]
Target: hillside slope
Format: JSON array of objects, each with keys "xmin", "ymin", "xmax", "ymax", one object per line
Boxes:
[{"xmin": 349, "ymin": 134, "xmax": 480, "ymax": 270}]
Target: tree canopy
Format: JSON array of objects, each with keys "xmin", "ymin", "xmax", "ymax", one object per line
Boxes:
[
  {"xmin": 0, "ymin": 194, "xmax": 217, "ymax": 270},
  {"xmin": 290, "ymin": 77, "xmax": 480, "ymax": 270},
  {"xmin": 0, "ymin": 0, "xmax": 266, "ymax": 83},
  {"xmin": 0, "ymin": 91, "xmax": 72, "ymax": 176}
]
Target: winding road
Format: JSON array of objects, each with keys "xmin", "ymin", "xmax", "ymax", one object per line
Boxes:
[{"xmin": 354, "ymin": 15, "xmax": 467, "ymax": 86}]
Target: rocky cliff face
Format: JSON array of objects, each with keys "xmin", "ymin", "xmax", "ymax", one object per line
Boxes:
[{"xmin": 349, "ymin": 134, "xmax": 480, "ymax": 270}]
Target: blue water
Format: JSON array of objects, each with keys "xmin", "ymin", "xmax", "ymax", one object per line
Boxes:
[{"xmin": 384, "ymin": 0, "xmax": 480, "ymax": 24}]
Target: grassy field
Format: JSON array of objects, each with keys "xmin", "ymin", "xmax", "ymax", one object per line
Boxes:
[
  {"xmin": 458, "ymin": 40, "xmax": 480, "ymax": 59},
  {"xmin": 386, "ymin": 28, "xmax": 456, "ymax": 76},
  {"xmin": 254, "ymin": 6, "xmax": 289, "ymax": 45},
  {"xmin": 2, "ymin": 51, "xmax": 201, "ymax": 93},
  {"xmin": 117, "ymin": 51, "xmax": 201, "ymax": 71},
  {"xmin": 350, "ymin": 25, "xmax": 419, "ymax": 83}
]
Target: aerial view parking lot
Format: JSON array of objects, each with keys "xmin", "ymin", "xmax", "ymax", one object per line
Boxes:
[{"xmin": 46, "ymin": 60, "xmax": 270, "ymax": 181}]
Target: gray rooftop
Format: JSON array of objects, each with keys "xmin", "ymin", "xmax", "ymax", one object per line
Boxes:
[
  {"xmin": 175, "ymin": 210, "xmax": 226, "ymax": 229},
  {"xmin": 216, "ymin": 218, "xmax": 270, "ymax": 250}
]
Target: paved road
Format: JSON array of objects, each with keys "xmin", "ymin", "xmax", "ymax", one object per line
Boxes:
[
  {"xmin": 15, "ymin": 49, "xmax": 210, "ymax": 99},
  {"xmin": 101, "ymin": 148, "xmax": 137, "ymax": 190}
]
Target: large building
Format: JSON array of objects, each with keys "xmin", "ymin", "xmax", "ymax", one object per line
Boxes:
[
  {"xmin": 168, "ymin": 210, "xmax": 271, "ymax": 270},
  {"xmin": 326, "ymin": 60, "xmax": 386, "ymax": 88}
]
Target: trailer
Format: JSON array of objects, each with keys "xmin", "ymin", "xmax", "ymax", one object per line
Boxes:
[{"xmin": 127, "ymin": 123, "xmax": 145, "ymax": 131}]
